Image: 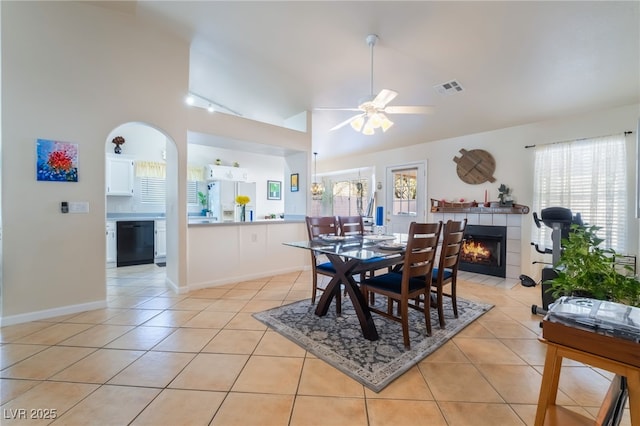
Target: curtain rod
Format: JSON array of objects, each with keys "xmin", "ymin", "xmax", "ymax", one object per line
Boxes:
[{"xmin": 524, "ymin": 130, "xmax": 633, "ymax": 149}]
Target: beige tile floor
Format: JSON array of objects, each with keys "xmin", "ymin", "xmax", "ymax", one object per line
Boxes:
[{"xmin": 0, "ymin": 265, "xmax": 632, "ymax": 425}]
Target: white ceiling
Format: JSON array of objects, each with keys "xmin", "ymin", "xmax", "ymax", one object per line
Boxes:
[{"xmin": 104, "ymin": 1, "xmax": 639, "ymax": 161}]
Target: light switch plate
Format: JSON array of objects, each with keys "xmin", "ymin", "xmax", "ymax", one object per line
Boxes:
[{"xmin": 69, "ymin": 201, "xmax": 90, "ymax": 213}]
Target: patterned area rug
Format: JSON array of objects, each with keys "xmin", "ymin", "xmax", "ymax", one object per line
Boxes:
[{"xmin": 253, "ymin": 296, "xmax": 493, "ymax": 392}]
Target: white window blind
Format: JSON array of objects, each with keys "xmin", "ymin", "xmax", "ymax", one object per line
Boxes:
[
  {"xmin": 531, "ymin": 134, "xmax": 627, "ymax": 252},
  {"xmin": 139, "ymin": 178, "xmax": 197, "ymax": 205},
  {"xmin": 187, "ymin": 181, "xmax": 198, "ymax": 205},
  {"xmin": 139, "ymin": 177, "xmax": 166, "ymax": 204}
]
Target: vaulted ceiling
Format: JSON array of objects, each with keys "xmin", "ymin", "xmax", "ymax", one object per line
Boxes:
[{"xmin": 100, "ymin": 1, "xmax": 639, "ymax": 161}]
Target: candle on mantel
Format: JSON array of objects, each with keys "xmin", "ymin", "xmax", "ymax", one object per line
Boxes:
[{"xmin": 484, "ymin": 189, "xmax": 488, "ymax": 203}]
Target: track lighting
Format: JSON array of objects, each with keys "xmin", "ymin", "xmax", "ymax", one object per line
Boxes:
[{"xmin": 184, "ymin": 91, "xmax": 243, "ymax": 116}]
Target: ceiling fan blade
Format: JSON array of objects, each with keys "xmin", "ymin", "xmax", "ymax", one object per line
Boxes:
[
  {"xmin": 314, "ymin": 107, "xmax": 362, "ymax": 111},
  {"xmin": 330, "ymin": 113, "xmax": 364, "ymax": 131},
  {"xmin": 372, "ymin": 89, "xmax": 398, "ymax": 108},
  {"xmin": 384, "ymin": 105, "xmax": 436, "ymax": 114}
]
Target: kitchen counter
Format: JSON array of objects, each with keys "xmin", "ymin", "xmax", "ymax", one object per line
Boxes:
[
  {"xmin": 188, "ymin": 218, "xmax": 303, "ymax": 226},
  {"xmin": 107, "ymin": 213, "xmax": 165, "ymax": 221}
]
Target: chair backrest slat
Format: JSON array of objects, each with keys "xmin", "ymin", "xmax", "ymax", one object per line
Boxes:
[
  {"xmin": 306, "ymin": 216, "xmax": 339, "ymax": 239},
  {"xmin": 338, "ymin": 215, "xmax": 365, "ymax": 236},
  {"xmin": 437, "ymin": 219, "xmax": 467, "ymax": 277},
  {"xmin": 403, "ymin": 222, "xmax": 442, "ymax": 286}
]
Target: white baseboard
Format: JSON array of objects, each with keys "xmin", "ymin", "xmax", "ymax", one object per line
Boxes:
[
  {"xmin": 165, "ymin": 275, "xmax": 186, "ymax": 294},
  {"xmin": 0, "ymin": 300, "xmax": 108, "ymax": 327},
  {"xmin": 187, "ymin": 265, "xmax": 308, "ymax": 292}
]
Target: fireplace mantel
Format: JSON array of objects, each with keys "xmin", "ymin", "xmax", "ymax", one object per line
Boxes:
[{"xmin": 430, "ymin": 203, "xmax": 530, "ymax": 215}]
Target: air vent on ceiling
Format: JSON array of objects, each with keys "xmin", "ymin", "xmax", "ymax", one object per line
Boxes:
[{"xmin": 433, "ymin": 80, "xmax": 464, "ymax": 96}]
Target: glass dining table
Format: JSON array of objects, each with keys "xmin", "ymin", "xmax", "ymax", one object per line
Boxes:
[{"xmin": 283, "ymin": 234, "xmax": 407, "ymax": 341}]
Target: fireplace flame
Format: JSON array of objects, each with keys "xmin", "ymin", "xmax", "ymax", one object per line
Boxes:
[{"xmin": 462, "ymin": 241, "xmax": 491, "ymax": 262}]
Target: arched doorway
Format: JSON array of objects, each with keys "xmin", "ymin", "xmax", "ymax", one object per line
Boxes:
[{"xmin": 105, "ymin": 122, "xmax": 177, "ymax": 291}]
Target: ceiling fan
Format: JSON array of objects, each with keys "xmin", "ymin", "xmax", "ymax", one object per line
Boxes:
[{"xmin": 316, "ymin": 34, "xmax": 435, "ymax": 135}]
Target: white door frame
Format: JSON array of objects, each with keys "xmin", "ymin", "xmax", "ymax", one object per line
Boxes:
[{"xmin": 385, "ymin": 161, "xmax": 427, "ymax": 234}]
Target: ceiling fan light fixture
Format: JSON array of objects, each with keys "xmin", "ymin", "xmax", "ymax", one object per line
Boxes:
[
  {"xmin": 369, "ymin": 113, "xmax": 382, "ymax": 129},
  {"xmin": 322, "ymin": 34, "xmax": 435, "ymax": 133},
  {"xmin": 362, "ymin": 120, "xmax": 375, "ymax": 136},
  {"xmin": 380, "ymin": 114, "xmax": 394, "ymax": 132},
  {"xmin": 350, "ymin": 115, "xmax": 365, "ymax": 132}
]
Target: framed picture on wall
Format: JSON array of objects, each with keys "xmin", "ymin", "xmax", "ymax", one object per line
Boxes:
[
  {"xmin": 291, "ymin": 173, "xmax": 299, "ymax": 192},
  {"xmin": 268, "ymin": 180, "xmax": 282, "ymax": 200},
  {"xmin": 36, "ymin": 139, "xmax": 79, "ymax": 182}
]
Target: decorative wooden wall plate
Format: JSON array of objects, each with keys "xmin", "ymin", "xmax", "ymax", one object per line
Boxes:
[{"xmin": 453, "ymin": 149, "xmax": 496, "ymax": 184}]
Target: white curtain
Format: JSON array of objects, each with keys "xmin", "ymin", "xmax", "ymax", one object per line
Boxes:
[
  {"xmin": 531, "ymin": 134, "xmax": 627, "ymax": 252},
  {"xmin": 134, "ymin": 162, "xmax": 204, "ymax": 182},
  {"xmin": 135, "ymin": 161, "xmax": 165, "ymax": 178},
  {"xmin": 187, "ymin": 165, "xmax": 204, "ymax": 182}
]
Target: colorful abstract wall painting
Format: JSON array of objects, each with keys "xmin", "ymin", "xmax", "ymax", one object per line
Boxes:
[{"xmin": 36, "ymin": 139, "xmax": 78, "ymax": 182}]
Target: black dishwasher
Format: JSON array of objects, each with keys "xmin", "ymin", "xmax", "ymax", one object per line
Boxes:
[{"xmin": 116, "ymin": 221, "xmax": 155, "ymax": 267}]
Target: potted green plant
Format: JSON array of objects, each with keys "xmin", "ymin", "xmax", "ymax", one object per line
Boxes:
[
  {"xmin": 546, "ymin": 224, "xmax": 640, "ymax": 307},
  {"xmin": 197, "ymin": 191, "xmax": 208, "ymax": 216}
]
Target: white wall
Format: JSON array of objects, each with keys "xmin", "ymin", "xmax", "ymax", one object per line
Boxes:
[
  {"xmin": 1, "ymin": 1, "xmax": 190, "ymax": 323},
  {"xmin": 321, "ymin": 103, "xmax": 640, "ymax": 280}
]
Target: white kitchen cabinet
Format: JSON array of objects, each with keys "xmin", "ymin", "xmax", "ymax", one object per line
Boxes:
[
  {"xmin": 205, "ymin": 164, "xmax": 248, "ymax": 182},
  {"xmin": 154, "ymin": 220, "xmax": 166, "ymax": 259},
  {"xmin": 106, "ymin": 156, "xmax": 134, "ymax": 196},
  {"xmin": 106, "ymin": 221, "xmax": 117, "ymax": 265}
]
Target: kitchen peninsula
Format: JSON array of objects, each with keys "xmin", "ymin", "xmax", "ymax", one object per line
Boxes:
[{"xmin": 187, "ymin": 217, "xmax": 308, "ymax": 290}]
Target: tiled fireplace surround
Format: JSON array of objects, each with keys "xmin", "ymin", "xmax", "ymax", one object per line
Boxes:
[{"xmin": 431, "ymin": 212, "xmax": 522, "ymax": 281}]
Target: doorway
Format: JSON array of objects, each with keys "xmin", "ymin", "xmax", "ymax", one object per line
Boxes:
[
  {"xmin": 105, "ymin": 122, "xmax": 171, "ymax": 287},
  {"xmin": 385, "ymin": 162, "xmax": 427, "ymax": 233}
]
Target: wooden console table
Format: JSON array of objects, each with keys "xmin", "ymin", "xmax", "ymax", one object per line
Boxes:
[{"xmin": 535, "ymin": 337, "xmax": 640, "ymax": 425}]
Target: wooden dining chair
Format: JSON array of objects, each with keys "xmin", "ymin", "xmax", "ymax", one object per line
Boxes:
[
  {"xmin": 429, "ymin": 219, "xmax": 467, "ymax": 328},
  {"xmin": 360, "ymin": 221, "xmax": 442, "ymax": 348},
  {"xmin": 338, "ymin": 215, "xmax": 391, "ymax": 293},
  {"xmin": 305, "ymin": 216, "xmax": 339, "ymax": 303}
]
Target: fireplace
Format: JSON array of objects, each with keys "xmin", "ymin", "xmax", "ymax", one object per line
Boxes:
[{"xmin": 459, "ymin": 225, "xmax": 507, "ymax": 278}]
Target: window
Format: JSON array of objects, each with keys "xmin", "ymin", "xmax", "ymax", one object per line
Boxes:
[
  {"xmin": 532, "ymin": 134, "xmax": 627, "ymax": 252},
  {"xmin": 309, "ymin": 170, "xmax": 374, "ymax": 218},
  {"xmin": 332, "ymin": 179, "xmax": 370, "ymax": 217},
  {"xmin": 392, "ymin": 168, "xmax": 417, "ymax": 216}
]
